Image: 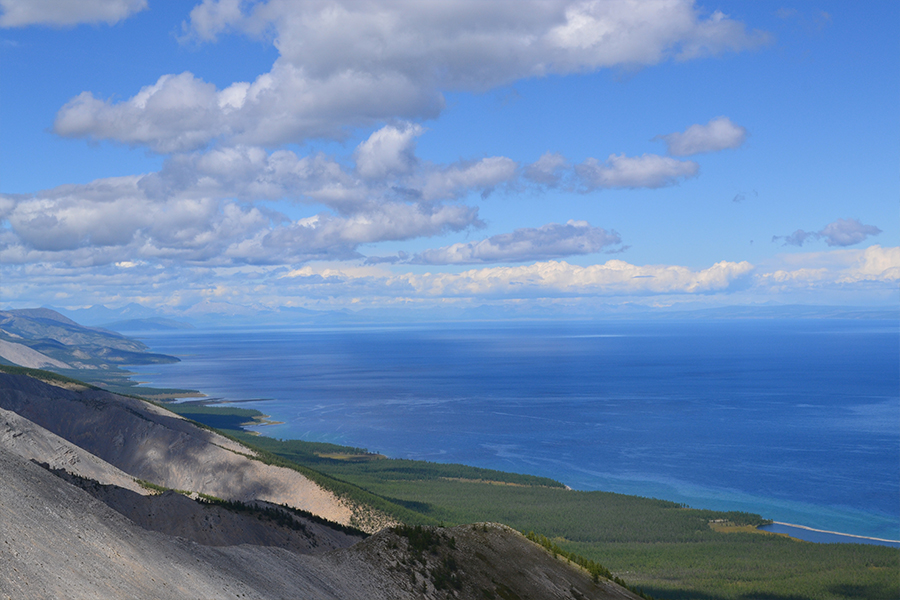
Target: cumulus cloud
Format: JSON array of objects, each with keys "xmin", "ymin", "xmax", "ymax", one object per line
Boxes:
[
  {"xmin": 55, "ymin": 72, "xmax": 232, "ymax": 154},
  {"xmin": 773, "ymin": 229, "xmax": 817, "ymax": 247},
  {"xmin": 133, "ymin": 125, "xmax": 519, "ymax": 210},
  {"xmin": 54, "ymin": 65, "xmax": 444, "ymax": 152},
  {"xmin": 0, "ymin": 170, "xmax": 481, "ymax": 267},
  {"xmin": 401, "ymin": 258, "xmax": 754, "ymax": 297},
  {"xmin": 54, "ymin": 0, "xmax": 769, "ymax": 151},
  {"xmin": 4, "ymin": 118, "xmax": 722, "ymax": 273},
  {"xmin": 758, "ymin": 245, "xmax": 900, "ymax": 292},
  {"xmin": 355, "ymin": 123, "xmax": 424, "ymax": 179},
  {"xmin": 9, "ymin": 243, "xmax": 896, "ymax": 312},
  {"xmin": 0, "ymin": 0, "xmax": 146, "ymax": 27},
  {"xmin": 418, "ymin": 157, "xmax": 518, "ymax": 201},
  {"xmin": 410, "ymin": 221, "xmax": 622, "ymax": 265},
  {"xmin": 190, "ymin": 0, "xmax": 769, "ymax": 77},
  {"xmin": 328, "ymin": 247, "xmax": 900, "ymax": 302},
  {"xmin": 819, "ymin": 218, "xmax": 882, "ymax": 247},
  {"xmin": 656, "ymin": 116, "xmax": 747, "ymax": 156},
  {"xmin": 279, "ymin": 257, "xmax": 754, "ymax": 300},
  {"xmin": 773, "ymin": 218, "xmax": 882, "ymax": 247},
  {"xmin": 575, "ymin": 153, "xmax": 698, "ymax": 189},
  {"xmin": 852, "ymin": 245, "xmax": 900, "ymax": 282}
]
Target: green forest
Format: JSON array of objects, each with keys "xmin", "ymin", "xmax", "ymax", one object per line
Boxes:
[{"xmin": 160, "ymin": 402, "xmax": 899, "ymax": 600}]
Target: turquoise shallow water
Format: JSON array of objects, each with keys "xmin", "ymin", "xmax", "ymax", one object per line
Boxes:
[{"xmin": 131, "ymin": 319, "xmax": 900, "ymax": 544}]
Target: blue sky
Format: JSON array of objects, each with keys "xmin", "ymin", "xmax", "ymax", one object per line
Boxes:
[{"xmin": 1, "ymin": 0, "xmax": 897, "ymax": 317}]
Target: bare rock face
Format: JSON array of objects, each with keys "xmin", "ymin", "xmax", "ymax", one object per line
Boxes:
[{"xmin": 0, "ymin": 372, "xmax": 357, "ymax": 527}]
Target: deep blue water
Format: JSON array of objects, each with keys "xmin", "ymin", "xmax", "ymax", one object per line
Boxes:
[{"xmin": 130, "ymin": 319, "xmax": 900, "ymax": 544}]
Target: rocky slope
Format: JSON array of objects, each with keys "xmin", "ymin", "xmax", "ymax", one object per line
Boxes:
[
  {"xmin": 0, "ymin": 445, "xmax": 640, "ymax": 599},
  {"xmin": 0, "ymin": 370, "xmax": 643, "ymax": 599},
  {"xmin": 0, "ymin": 406, "xmax": 144, "ymax": 494}
]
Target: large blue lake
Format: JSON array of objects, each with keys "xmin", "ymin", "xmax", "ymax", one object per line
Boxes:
[{"xmin": 130, "ymin": 319, "xmax": 899, "ymax": 544}]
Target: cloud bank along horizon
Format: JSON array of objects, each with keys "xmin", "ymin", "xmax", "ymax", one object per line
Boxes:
[{"xmin": 0, "ymin": 0, "xmax": 897, "ymax": 314}]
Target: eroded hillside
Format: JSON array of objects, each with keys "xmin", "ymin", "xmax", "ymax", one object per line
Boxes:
[{"xmin": 0, "ymin": 371, "xmax": 641, "ymax": 600}]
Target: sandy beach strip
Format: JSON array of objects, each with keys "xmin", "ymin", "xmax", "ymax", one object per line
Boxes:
[{"xmin": 765, "ymin": 521, "xmax": 900, "ymax": 545}]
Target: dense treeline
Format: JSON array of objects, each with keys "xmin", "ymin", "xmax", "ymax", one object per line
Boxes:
[
  {"xmin": 526, "ymin": 531, "xmax": 656, "ymax": 600},
  {"xmin": 562, "ymin": 536, "xmax": 899, "ymax": 600}
]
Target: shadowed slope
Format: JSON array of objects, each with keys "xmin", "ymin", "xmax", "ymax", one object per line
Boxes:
[{"xmin": 0, "ymin": 372, "xmax": 357, "ymax": 527}]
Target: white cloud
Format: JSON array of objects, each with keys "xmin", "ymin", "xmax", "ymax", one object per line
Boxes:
[
  {"xmin": 575, "ymin": 153, "xmax": 698, "ymax": 189},
  {"xmin": 0, "ymin": 0, "xmax": 146, "ymax": 27},
  {"xmin": 54, "ymin": 73, "xmax": 225, "ymax": 153},
  {"xmin": 129, "ymin": 125, "xmax": 520, "ymax": 209},
  {"xmin": 0, "ymin": 170, "xmax": 481, "ymax": 267},
  {"xmin": 355, "ymin": 123, "xmax": 424, "ymax": 179},
  {"xmin": 819, "ymin": 218, "xmax": 882, "ymax": 247},
  {"xmin": 275, "ymin": 257, "xmax": 756, "ymax": 301},
  {"xmin": 758, "ymin": 245, "xmax": 900, "ymax": 291},
  {"xmin": 419, "ymin": 156, "xmax": 518, "ymax": 201},
  {"xmin": 199, "ymin": 0, "xmax": 769, "ymax": 79},
  {"xmin": 8, "ymin": 245, "xmax": 896, "ymax": 313},
  {"xmin": 409, "ymin": 220, "xmax": 622, "ymax": 264},
  {"xmin": 523, "ymin": 152, "xmax": 568, "ymax": 186},
  {"xmin": 656, "ymin": 116, "xmax": 747, "ymax": 156},
  {"xmin": 853, "ymin": 245, "xmax": 900, "ymax": 281},
  {"xmin": 405, "ymin": 258, "xmax": 754, "ymax": 297},
  {"xmin": 54, "ymin": 0, "xmax": 769, "ymax": 151},
  {"xmin": 253, "ymin": 202, "xmax": 479, "ymax": 263},
  {"xmin": 773, "ymin": 217, "xmax": 882, "ymax": 247}
]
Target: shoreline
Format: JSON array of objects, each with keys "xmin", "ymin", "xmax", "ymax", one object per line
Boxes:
[
  {"xmin": 165, "ymin": 395, "xmax": 900, "ymax": 548},
  {"xmin": 231, "ymin": 409, "xmax": 898, "ymax": 547},
  {"xmin": 760, "ymin": 521, "xmax": 900, "ymax": 547}
]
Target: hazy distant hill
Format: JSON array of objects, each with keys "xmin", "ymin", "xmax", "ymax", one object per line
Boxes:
[
  {"xmin": 45, "ymin": 302, "xmax": 164, "ymax": 326},
  {"xmin": 100, "ymin": 317, "xmax": 194, "ymax": 332},
  {"xmin": 32, "ymin": 301, "xmax": 897, "ymax": 332},
  {"xmin": 0, "ymin": 308, "xmax": 179, "ymax": 371}
]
